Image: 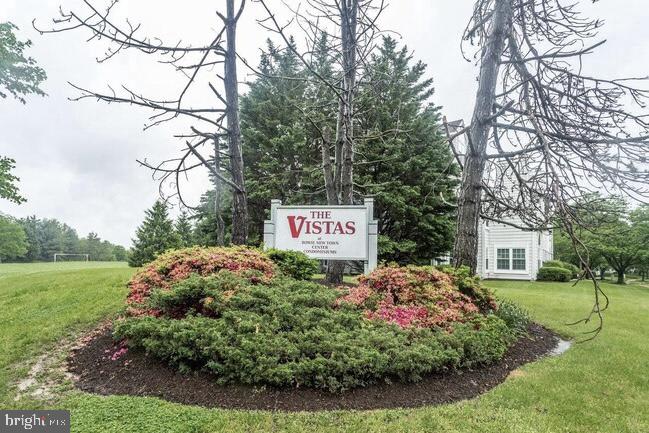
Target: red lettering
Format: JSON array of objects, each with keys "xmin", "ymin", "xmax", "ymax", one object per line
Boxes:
[
  {"xmin": 287, "ymin": 216, "xmax": 306, "ymax": 238},
  {"xmin": 287, "ymin": 215, "xmax": 358, "ymax": 238}
]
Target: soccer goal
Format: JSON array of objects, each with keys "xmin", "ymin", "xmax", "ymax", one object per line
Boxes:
[{"xmin": 53, "ymin": 253, "xmax": 90, "ymax": 262}]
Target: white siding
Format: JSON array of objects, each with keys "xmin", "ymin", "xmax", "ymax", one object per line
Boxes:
[{"xmin": 477, "ymin": 219, "xmax": 553, "ymax": 280}]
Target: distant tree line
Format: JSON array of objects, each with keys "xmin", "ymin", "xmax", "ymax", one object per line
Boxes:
[
  {"xmin": 0, "ymin": 214, "xmax": 127, "ymax": 262},
  {"xmin": 554, "ymin": 197, "xmax": 649, "ymax": 284}
]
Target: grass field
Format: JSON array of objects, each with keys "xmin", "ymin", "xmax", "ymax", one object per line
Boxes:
[{"xmin": 0, "ymin": 263, "xmax": 648, "ymax": 432}]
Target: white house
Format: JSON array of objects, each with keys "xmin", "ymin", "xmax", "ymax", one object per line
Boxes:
[{"xmin": 477, "ymin": 219, "xmax": 553, "ymax": 280}]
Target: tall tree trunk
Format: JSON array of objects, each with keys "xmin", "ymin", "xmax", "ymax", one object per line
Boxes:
[
  {"xmin": 617, "ymin": 269, "xmax": 625, "ymax": 284},
  {"xmin": 322, "ymin": 127, "xmax": 337, "ymax": 205},
  {"xmin": 339, "ymin": 0, "xmax": 357, "ymax": 205},
  {"xmin": 225, "ymin": 0, "xmax": 248, "ymax": 245},
  {"xmin": 213, "ymin": 139, "xmax": 225, "ymax": 246},
  {"xmin": 452, "ymin": 0, "xmax": 512, "ymax": 273},
  {"xmin": 326, "ymin": 0, "xmax": 358, "ymax": 285}
]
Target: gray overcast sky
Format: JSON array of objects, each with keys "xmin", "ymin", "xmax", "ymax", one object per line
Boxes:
[{"xmin": 1, "ymin": 0, "xmax": 647, "ymax": 247}]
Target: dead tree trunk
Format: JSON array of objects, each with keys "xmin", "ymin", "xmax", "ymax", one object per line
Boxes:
[
  {"xmin": 452, "ymin": 0, "xmax": 512, "ymax": 273},
  {"xmin": 37, "ymin": 1, "xmax": 250, "ymax": 244},
  {"xmin": 258, "ymin": 0, "xmax": 382, "ymax": 284},
  {"xmin": 339, "ymin": 0, "xmax": 358, "ymax": 206},
  {"xmin": 224, "ymin": 0, "xmax": 248, "ymax": 245},
  {"xmin": 326, "ymin": 0, "xmax": 359, "ymax": 285},
  {"xmin": 213, "ymin": 139, "xmax": 225, "ymax": 246},
  {"xmin": 322, "ymin": 127, "xmax": 337, "ymax": 205}
]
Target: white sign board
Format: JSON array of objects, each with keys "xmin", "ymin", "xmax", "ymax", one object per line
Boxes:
[{"xmin": 274, "ymin": 207, "xmax": 368, "ymax": 260}]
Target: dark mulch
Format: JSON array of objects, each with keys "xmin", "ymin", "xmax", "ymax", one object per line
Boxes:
[{"xmin": 67, "ymin": 324, "xmax": 560, "ymax": 412}]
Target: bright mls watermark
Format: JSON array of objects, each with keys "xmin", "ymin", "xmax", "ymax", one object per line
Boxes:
[{"xmin": 1, "ymin": 411, "xmax": 70, "ymax": 432}]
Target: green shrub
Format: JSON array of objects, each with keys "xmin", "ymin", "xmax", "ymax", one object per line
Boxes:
[
  {"xmin": 115, "ymin": 275, "xmax": 516, "ymax": 392},
  {"xmin": 265, "ymin": 249, "xmax": 319, "ymax": 281},
  {"xmin": 148, "ymin": 272, "xmax": 250, "ymax": 318},
  {"xmin": 563, "ymin": 263, "xmax": 581, "ymax": 279},
  {"xmin": 495, "ymin": 299, "xmax": 530, "ymax": 336},
  {"xmin": 436, "ymin": 265, "xmax": 497, "ymax": 312},
  {"xmin": 542, "ymin": 260, "xmax": 564, "ymax": 269},
  {"xmin": 543, "ymin": 260, "xmax": 580, "ymax": 279},
  {"xmin": 537, "ymin": 266, "xmax": 572, "ymax": 282}
]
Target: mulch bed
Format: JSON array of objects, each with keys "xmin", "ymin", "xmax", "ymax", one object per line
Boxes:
[{"xmin": 67, "ymin": 324, "xmax": 560, "ymax": 412}]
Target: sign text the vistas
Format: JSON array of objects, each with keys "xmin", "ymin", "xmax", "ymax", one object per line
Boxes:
[{"xmin": 264, "ymin": 198, "xmax": 378, "ymax": 272}]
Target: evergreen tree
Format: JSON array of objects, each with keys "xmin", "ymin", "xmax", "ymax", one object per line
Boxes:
[
  {"xmin": 79, "ymin": 232, "xmax": 102, "ymax": 260},
  {"xmin": 175, "ymin": 211, "xmax": 195, "ymax": 247},
  {"xmin": 99, "ymin": 240, "xmax": 116, "ymax": 261},
  {"xmin": 61, "ymin": 223, "xmax": 79, "ymax": 254},
  {"xmin": 355, "ymin": 37, "xmax": 459, "ymax": 263},
  {"xmin": 239, "ymin": 36, "xmax": 458, "ymax": 263},
  {"xmin": 241, "ymin": 38, "xmax": 325, "ymax": 242},
  {"xmin": 39, "ymin": 219, "xmax": 64, "ymax": 260},
  {"xmin": 194, "ymin": 188, "xmax": 232, "ymax": 246},
  {"xmin": 128, "ymin": 201, "xmax": 181, "ymax": 267}
]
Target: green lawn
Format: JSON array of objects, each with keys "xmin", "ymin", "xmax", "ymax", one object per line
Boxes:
[
  {"xmin": 0, "ymin": 261, "xmax": 129, "ymax": 278},
  {"xmin": 1, "ymin": 264, "xmax": 648, "ymax": 432},
  {"xmin": 0, "ymin": 262, "xmax": 133, "ymax": 406}
]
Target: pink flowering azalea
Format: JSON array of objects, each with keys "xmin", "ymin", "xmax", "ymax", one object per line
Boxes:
[
  {"xmin": 366, "ymin": 304, "xmax": 429, "ymax": 328},
  {"xmin": 338, "ymin": 265, "xmax": 495, "ymax": 330},
  {"xmin": 125, "ymin": 246, "xmax": 277, "ymax": 316},
  {"xmin": 336, "ymin": 285, "xmax": 373, "ymax": 306}
]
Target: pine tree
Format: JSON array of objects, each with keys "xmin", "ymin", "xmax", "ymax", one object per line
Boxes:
[
  {"xmin": 354, "ymin": 36, "xmax": 459, "ymax": 263},
  {"xmin": 61, "ymin": 224, "xmax": 79, "ymax": 253},
  {"xmin": 241, "ymin": 38, "xmax": 326, "ymax": 242},
  {"xmin": 80, "ymin": 232, "xmax": 102, "ymax": 260},
  {"xmin": 175, "ymin": 211, "xmax": 195, "ymax": 247},
  {"xmin": 239, "ymin": 36, "xmax": 458, "ymax": 263},
  {"xmin": 128, "ymin": 201, "xmax": 181, "ymax": 267},
  {"xmin": 19, "ymin": 216, "xmax": 41, "ymax": 261},
  {"xmin": 194, "ymin": 188, "xmax": 232, "ymax": 246}
]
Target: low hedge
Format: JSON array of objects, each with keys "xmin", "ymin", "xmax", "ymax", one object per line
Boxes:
[
  {"xmin": 115, "ymin": 273, "xmax": 516, "ymax": 392},
  {"xmin": 537, "ymin": 266, "xmax": 572, "ymax": 282},
  {"xmin": 543, "ymin": 260, "xmax": 580, "ymax": 279}
]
